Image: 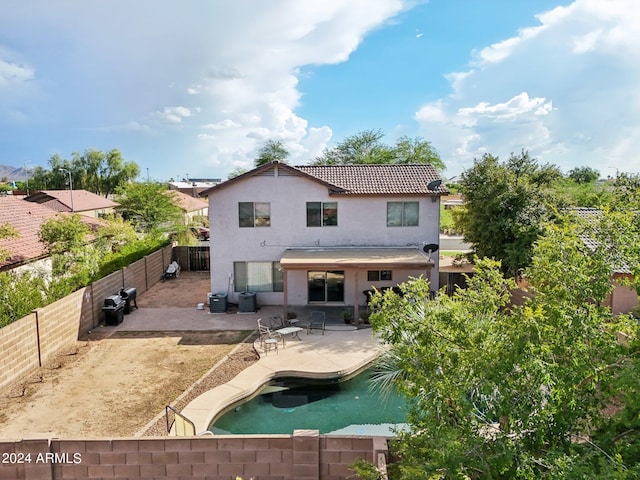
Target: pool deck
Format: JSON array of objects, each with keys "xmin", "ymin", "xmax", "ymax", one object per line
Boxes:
[
  {"xmin": 111, "ymin": 304, "xmax": 382, "ymax": 434},
  {"xmin": 181, "ymin": 328, "xmax": 381, "ymax": 434}
]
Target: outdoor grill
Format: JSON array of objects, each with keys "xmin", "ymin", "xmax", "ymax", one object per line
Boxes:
[{"xmin": 102, "ymin": 294, "xmax": 125, "ymax": 325}]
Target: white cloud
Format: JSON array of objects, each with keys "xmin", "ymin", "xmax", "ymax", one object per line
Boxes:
[
  {"xmin": 155, "ymin": 106, "xmax": 198, "ymax": 124},
  {"xmin": 0, "ymin": 58, "xmax": 34, "ymax": 87},
  {"xmin": 415, "ymin": 0, "xmax": 640, "ymax": 175},
  {"xmin": 0, "ymin": 0, "xmax": 408, "ymax": 177}
]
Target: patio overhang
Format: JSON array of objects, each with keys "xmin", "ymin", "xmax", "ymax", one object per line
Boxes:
[
  {"xmin": 279, "ymin": 247, "xmax": 435, "ymax": 324},
  {"xmin": 279, "ymin": 247, "xmax": 435, "ymax": 270}
]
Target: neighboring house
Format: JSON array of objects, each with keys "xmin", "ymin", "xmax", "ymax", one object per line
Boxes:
[
  {"xmin": 169, "ymin": 179, "xmax": 221, "ymax": 199},
  {"xmin": 573, "ymin": 207, "xmax": 639, "ymax": 316},
  {"xmin": 201, "ymin": 161, "xmax": 447, "ymax": 318},
  {"xmin": 165, "ymin": 190, "xmax": 208, "ymax": 224},
  {"xmin": 0, "ymin": 196, "xmax": 101, "ymax": 274},
  {"xmin": 24, "ymin": 189, "xmax": 119, "ymax": 218}
]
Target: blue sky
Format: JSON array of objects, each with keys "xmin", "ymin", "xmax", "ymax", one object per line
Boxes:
[{"xmin": 1, "ymin": 0, "xmax": 638, "ymax": 181}]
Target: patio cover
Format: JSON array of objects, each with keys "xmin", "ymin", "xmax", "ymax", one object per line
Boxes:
[{"xmin": 280, "ymin": 247, "xmax": 434, "ymax": 270}]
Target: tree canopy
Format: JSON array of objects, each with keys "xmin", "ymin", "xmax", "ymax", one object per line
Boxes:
[
  {"xmin": 568, "ymin": 165, "xmax": 600, "ymax": 184},
  {"xmin": 311, "ymin": 129, "xmax": 445, "ymax": 171},
  {"xmin": 454, "ymin": 151, "xmax": 561, "ymax": 276},
  {"xmin": 369, "ymin": 207, "xmax": 640, "ymax": 477},
  {"xmin": 27, "ymin": 148, "xmax": 140, "ymax": 197},
  {"xmin": 114, "ymin": 182, "xmax": 183, "ymax": 233},
  {"xmin": 255, "ymin": 139, "xmax": 290, "ymax": 166}
]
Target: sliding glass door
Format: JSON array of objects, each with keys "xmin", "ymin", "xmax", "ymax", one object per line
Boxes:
[{"xmin": 307, "ymin": 271, "xmax": 344, "ymax": 303}]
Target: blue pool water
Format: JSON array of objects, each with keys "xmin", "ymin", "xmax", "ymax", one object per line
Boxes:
[{"xmin": 210, "ymin": 368, "xmax": 408, "ymax": 435}]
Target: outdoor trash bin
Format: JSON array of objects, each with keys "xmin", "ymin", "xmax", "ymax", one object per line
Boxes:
[
  {"xmin": 208, "ymin": 292, "xmax": 227, "ymax": 313},
  {"xmin": 103, "ymin": 295, "xmax": 125, "ymax": 326},
  {"xmin": 119, "ymin": 287, "xmax": 138, "ymax": 314}
]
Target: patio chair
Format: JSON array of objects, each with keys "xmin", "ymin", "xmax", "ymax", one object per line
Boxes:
[
  {"xmin": 307, "ymin": 311, "xmax": 326, "ymax": 335},
  {"xmin": 257, "ymin": 318, "xmax": 283, "ymax": 354}
]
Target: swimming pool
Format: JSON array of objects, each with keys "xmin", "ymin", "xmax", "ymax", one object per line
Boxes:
[{"xmin": 209, "ymin": 368, "xmax": 408, "ymax": 436}]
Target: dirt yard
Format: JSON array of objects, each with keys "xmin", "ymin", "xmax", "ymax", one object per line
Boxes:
[{"xmin": 0, "ymin": 273, "xmax": 258, "ymax": 439}]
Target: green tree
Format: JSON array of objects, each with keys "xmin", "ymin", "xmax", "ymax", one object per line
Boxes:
[
  {"xmin": 312, "ymin": 129, "xmax": 393, "ymax": 165},
  {"xmin": 114, "ymin": 182, "xmax": 183, "ymax": 233},
  {"xmin": 454, "ymin": 151, "xmax": 561, "ymax": 276},
  {"xmin": 369, "ymin": 230, "xmax": 640, "ymax": 478},
  {"xmin": 227, "ymin": 167, "xmax": 248, "ymax": 179},
  {"xmin": 255, "ymin": 139, "xmax": 289, "ymax": 166},
  {"xmin": 312, "ymin": 129, "xmax": 445, "ymax": 169},
  {"xmin": 38, "ymin": 214, "xmax": 97, "ymax": 293},
  {"xmin": 392, "ymin": 135, "xmax": 445, "ymax": 171},
  {"xmin": 22, "ymin": 149, "xmax": 139, "ymax": 196},
  {"xmin": 0, "ymin": 223, "xmax": 18, "ymax": 262},
  {"xmin": 568, "ymin": 165, "xmax": 600, "ymax": 184}
]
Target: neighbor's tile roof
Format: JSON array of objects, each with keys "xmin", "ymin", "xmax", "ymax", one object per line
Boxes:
[
  {"xmin": 0, "ymin": 196, "xmax": 101, "ymax": 270},
  {"xmin": 25, "ymin": 190, "xmax": 118, "ymax": 213},
  {"xmin": 294, "ymin": 164, "xmax": 448, "ymax": 195},
  {"xmin": 569, "ymin": 207, "xmax": 632, "ymax": 274},
  {"xmin": 165, "ymin": 190, "xmax": 208, "ymax": 213}
]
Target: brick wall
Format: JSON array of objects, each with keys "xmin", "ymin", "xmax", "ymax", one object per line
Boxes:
[
  {"xmin": 0, "ymin": 313, "xmax": 39, "ymax": 389},
  {"xmin": 0, "ymin": 432, "xmax": 383, "ymax": 480}
]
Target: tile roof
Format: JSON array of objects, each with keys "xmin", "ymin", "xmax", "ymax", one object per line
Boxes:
[
  {"xmin": 294, "ymin": 164, "xmax": 447, "ymax": 195},
  {"xmin": 0, "ymin": 196, "xmax": 101, "ymax": 270},
  {"xmin": 200, "ymin": 161, "xmax": 447, "ymax": 196},
  {"xmin": 25, "ymin": 190, "xmax": 118, "ymax": 212},
  {"xmin": 569, "ymin": 207, "xmax": 632, "ymax": 274},
  {"xmin": 165, "ymin": 190, "xmax": 208, "ymax": 213}
]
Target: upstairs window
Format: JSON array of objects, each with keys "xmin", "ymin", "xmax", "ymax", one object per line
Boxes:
[
  {"xmin": 307, "ymin": 202, "xmax": 338, "ymax": 227},
  {"xmin": 239, "ymin": 202, "xmax": 271, "ymax": 227},
  {"xmin": 387, "ymin": 202, "xmax": 419, "ymax": 227}
]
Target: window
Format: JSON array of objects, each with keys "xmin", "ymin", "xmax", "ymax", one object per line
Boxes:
[
  {"xmin": 306, "ymin": 202, "xmax": 338, "ymax": 227},
  {"xmin": 234, "ymin": 262, "xmax": 283, "ymax": 292},
  {"xmin": 239, "ymin": 202, "xmax": 270, "ymax": 227},
  {"xmin": 387, "ymin": 202, "xmax": 419, "ymax": 227},
  {"xmin": 367, "ymin": 270, "xmax": 393, "ymax": 282}
]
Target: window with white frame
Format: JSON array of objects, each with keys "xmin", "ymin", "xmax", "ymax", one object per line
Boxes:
[
  {"xmin": 386, "ymin": 201, "xmax": 419, "ymax": 227},
  {"xmin": 233, "ymin": 262, "xmax": 283, "ymax": 292},
  {"xmin": 239, "ymin": 202, "xmax": 271, "ymax": 227}
]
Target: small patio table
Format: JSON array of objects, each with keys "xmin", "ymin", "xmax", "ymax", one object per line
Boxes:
[{"xmin": 275, "ymin": 326, "xmax": 303, "ymax": 345}]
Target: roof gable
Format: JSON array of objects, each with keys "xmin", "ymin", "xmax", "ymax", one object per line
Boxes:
[{"xmin": 200, "ymin": 161, "xmax": 447, "ymax": 197}]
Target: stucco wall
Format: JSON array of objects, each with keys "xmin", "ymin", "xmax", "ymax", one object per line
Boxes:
[{"xmin": 209, "ymin": 169, "xmax": 440, "ymax": 305}]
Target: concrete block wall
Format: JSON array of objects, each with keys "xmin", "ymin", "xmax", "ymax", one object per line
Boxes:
[
  {"xmin": 319, "ymin": 436, "xmax": 374, "ymax": 480},
  {"xmin": 0, "ymin": 313, "xmax": 39, "ymax": 389},
  {"xmin": 0, "ymin": 433, "xmax": 380, "ymax": 480},
  {"xmin": 37, "ymin": 289, "xmax": 86, "ymax": 364}
]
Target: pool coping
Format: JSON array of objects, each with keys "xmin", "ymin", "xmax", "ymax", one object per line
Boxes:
[{"xmin": 180, "ymin": 328, "xmax": 382, "ymax": 434}]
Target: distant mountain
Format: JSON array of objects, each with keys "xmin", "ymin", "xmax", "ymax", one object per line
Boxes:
[{"xmin": 0, "ymin": 165, "xmax": 28, "ymax": 182}]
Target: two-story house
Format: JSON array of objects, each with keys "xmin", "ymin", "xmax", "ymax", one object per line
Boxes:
[{"xmin": 201, "ymin": 161, "xmax": 447, "ymax": 318}]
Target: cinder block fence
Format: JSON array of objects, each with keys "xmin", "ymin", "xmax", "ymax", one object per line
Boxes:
[{"xmin": 0, "ymin": 431, "xmax": 389, "ymax": 480}]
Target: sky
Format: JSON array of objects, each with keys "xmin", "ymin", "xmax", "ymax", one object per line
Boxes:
[{"xmin": 1, "ymin": 0, "xmax": 639, "ymax": 182}]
